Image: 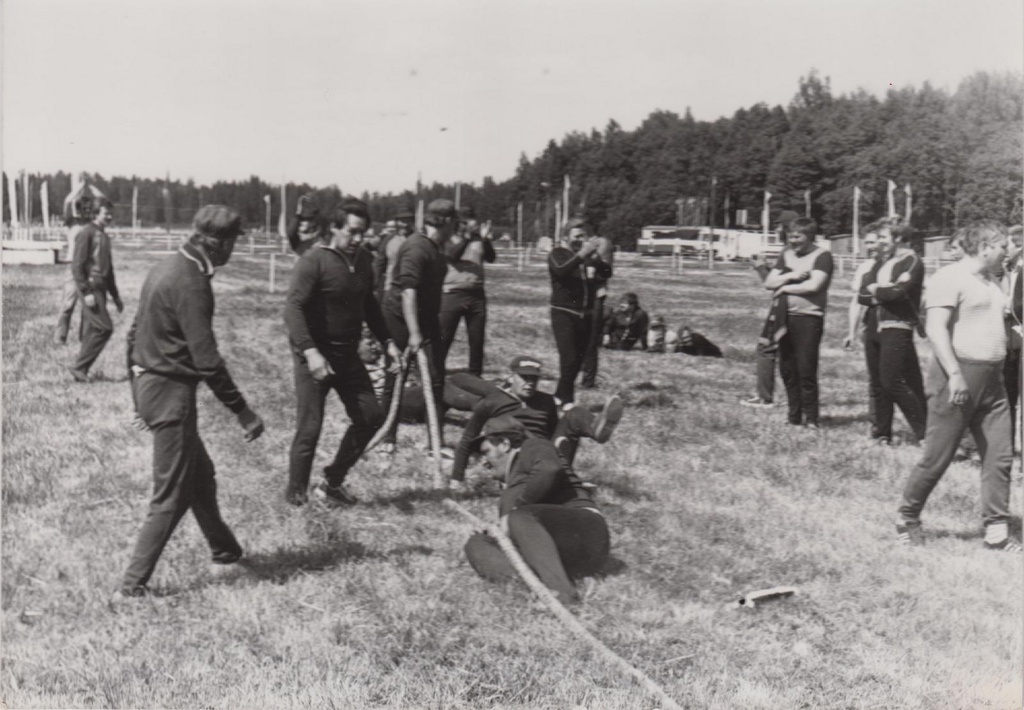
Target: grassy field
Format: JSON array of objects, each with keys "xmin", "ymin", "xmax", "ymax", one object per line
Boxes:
[{"xmin": 2, "ymin": 243, "xmax": 1021, "ymax": 709}]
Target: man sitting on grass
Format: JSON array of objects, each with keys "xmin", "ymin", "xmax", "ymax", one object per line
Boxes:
[
  {"xmin": 462, "ymin": 425, "xmax": 610, "ymax": 606},
  {"xmin": 602, "ymin": 292, "xmax": 649, "ymax": 350}
]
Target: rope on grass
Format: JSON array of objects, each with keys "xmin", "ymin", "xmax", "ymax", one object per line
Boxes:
[{"xmin": 442, "ymin": 498, "xmax": 683, "ymax": 710}]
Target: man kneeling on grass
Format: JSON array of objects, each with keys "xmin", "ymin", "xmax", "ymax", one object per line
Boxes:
[{"xmin": 463, "ymin": 425, "xmax": 610, "ymax": 606}]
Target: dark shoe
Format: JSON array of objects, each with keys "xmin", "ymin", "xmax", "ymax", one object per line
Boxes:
[
  {"xmin": 313, "ymin": 481, "xmax": 358, "ymax": 507},
  {"xmin": 68, "ymin": 367, "xmax": 89, "ymax": 383},
  {"xmin": 284, "ymin": 482, "xmax": 308, "ymax": 506},
  {"xmin": 872, "ymin": 436, "xmax": 891, "ymax": 446},
  {"xmin": 983, "ymin": 537, "xmax": 1023, "ymax": 553},
  {"xmin": 108, "ymin": 586, "xmax": 148, "ymax": 611},
  {"xmin": 592, "ymin": 395, "xmax": 624, "ymax": 443},
  {"xmin": 580, "ymin": 381, "xmax": 597, "ymax": 390},
  {"xmin": 896, "ymin": 522, "xmax": 925, "ymax": 547}
]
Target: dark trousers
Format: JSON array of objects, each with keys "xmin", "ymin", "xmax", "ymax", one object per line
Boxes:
[
  {"xmin": 898, "ymin": 359, "xmax": 1013, "ymax": 527},
  {"xmin": 581, "ymin": 299, "xmax": 605, "ymax": 387},
  {"xmin": 121, "ymin": 374, "xmax": 241, "ymax": 593},
  {"xmin": 875, "ymin": 328, "xmax": 927, "ymax": 441},
  {"xmin": 778, "ymin": 314, "xmax": 824, "ymax": 426},
  {"xmin": 1006, "ymin": 348, "xmax": 1021, "ymax": 448},
  {"xmin": 289, "ymin": 348, "xmax": 384, "ymax": 490},
  {"xmin": 464, "ymin": 506, "xmax": 609, "ymax": 604},
  {"xmin": 382, "ymin": 309, "xmax": 446, "ymax": 445},
  {"xmin": 755, "ymin": 342, "xmax": 777, "ymax": 403},
  {"xmin": 55, "ymin": 278, "xmax": 78, "ymax": 342},
  {"xmin": 73, "ymin": 290, "xmax": 113, "ymax": 373},
  {"xmin": 863, "ymin": 328, "xmax": 884, "ymax": 438},
  {"xmin": 552, "ymin": 404, "xmax": 600, "ymax": 465},
  {"xmin": 439, "ymin": 290, "xmax": 487, "ymax": 376},
  {"xmin": 551, "ymin": 307, "xmax": 592, "ymax": 404}
]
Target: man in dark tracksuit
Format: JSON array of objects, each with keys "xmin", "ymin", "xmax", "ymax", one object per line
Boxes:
[
  {"xmin": 283, "ymin": 199, "xmax": 401, "ymax": 507},
  {"xmin": 115, "ymin": 206, "xmax": 264, "ymax": 602},
  {"xmin": 69, "ymin": 198, "xmax": 123, "ymax": 381},
  {"xmin": 463, "ymin": 428, "xmax": 610, "ymax": 606},
  {"xmin": 580, "ymin": 225, "xmax": 613, "ymax": 389},
  {"xmin": 439, "ymin": 206, "xmax": 496, "ymax": 376},
  {"xmin": 861, "ymin": 219, "xmax": 927, "ymax": 443},
  {"xmin": 549, "ymin": 219, "xmax": 613, "ymax": 404},
  {"xmin": 450, "ymin": 356, "xmax": 623, "ymax": 483},
  {"xmin": 381, "ymin": 199, "xmax": 456, "ymax": 448}
]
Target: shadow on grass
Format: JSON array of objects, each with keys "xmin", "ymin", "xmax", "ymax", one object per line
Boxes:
[
  {"xmin": 238, "ymin": 540, "xmax": 436, "ymax": 585},
  {"xmin": 363, "ymin": 487, "xmax": 494, "ymax": 513}
]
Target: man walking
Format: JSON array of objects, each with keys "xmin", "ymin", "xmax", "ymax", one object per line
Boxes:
[
  {"xmin": 762, "ymin": 217, "xmax": 834, "ymax": 428},
  {"xmin": 114, "ymin": 206, "xmax": 264, "ymax": 603},
  {"xmin": 54, "ymin": 184, "xmax": 95, "ymax": 345},
  {"xmin": 69, "ymin": 197, "xmax": 123, "ymax": 381},
  {"xmin": 284, "ymin": 198, "xmax": 401, "ymax": 507},
  {"xmin": 896, "ymin": 221, "xmax": 1019, "ymax": 551}
]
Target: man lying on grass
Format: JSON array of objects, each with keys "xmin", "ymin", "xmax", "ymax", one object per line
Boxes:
[{"xmin": 463, "ymin": 425, "xmax": 610, "ymax": 606}]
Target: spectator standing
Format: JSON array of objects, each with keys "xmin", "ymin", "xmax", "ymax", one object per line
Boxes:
[{"xmin": 439, "ymin": 206, "xmax": 495, "ymax": 376}]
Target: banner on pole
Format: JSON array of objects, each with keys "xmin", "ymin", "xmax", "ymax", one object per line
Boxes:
[
  {"xmin": 804, "ymin": 190, "xmax": 811, "ymax": 217},
  {"xmin": 887, "ymin": 180, "xmax": 897, "ymax": 218},
  {"xmin": 7, "ymin": 173, "xmax": 19, "ymax": 227},
  {"xmin": 904, "ymin": 183, "xmax": 913, "ymax": 222},
  {"xmin": 22, "ymin": 172, "xmax": 31, "ymax": 225},
  {"xmin": 278, "ymin": 183, "xmax": 287, "ymax": 237},
  {"xmin": 853, "ymin": 186, "xmax": 861, "ymax": 256},
  {"xmin": 562, "ymin": 175, "xmax": 571, "ymax": 228}
]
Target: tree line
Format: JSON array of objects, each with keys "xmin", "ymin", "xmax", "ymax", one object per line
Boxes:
[{"xmin": 4, "ymin": 70, "xmax": 1020, "ymax": 250}]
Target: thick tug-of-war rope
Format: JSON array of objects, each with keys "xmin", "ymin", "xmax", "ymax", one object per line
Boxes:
[
  {"xmin": 416, "ymin": 348, "xmax": 445, "ymax": 487},
  {"xmin": 442, "ymin": 499, "xmax": 683, "ymax": 710},
  {"xmin": 364, "ymin": 357, "xmax": 409, "ymax": 453}
]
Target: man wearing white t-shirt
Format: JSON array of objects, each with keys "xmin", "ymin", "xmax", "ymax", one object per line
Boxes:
[{"xmin": 896, "ymin": 220, "xmax": 1019, "ymax": 551}]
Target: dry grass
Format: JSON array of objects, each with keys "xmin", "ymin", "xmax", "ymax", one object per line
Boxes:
[{"xmin": 2, "ymin": 245, "xmax": 1021, "ymax": 709}]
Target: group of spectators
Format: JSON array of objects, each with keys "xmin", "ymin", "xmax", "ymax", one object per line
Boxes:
[{"xmin": 741, "ymin": 215, "xmax": 1022, "ymax": 552}]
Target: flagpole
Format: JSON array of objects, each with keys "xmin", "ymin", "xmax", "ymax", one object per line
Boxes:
[
  {"xmin": 762, "ymin": 190, "xmax": 772, "ymax": 256},
  {"xmin": 132, "ymin": 186, "xmax": 139, "ymax": 236},
  {"xmin": 853, "ymin": 186, "xmax": 861, "ymax": 257},
  {"xmin": 41, "ymin": 181, "xmax": 50, "ymax": 230}
]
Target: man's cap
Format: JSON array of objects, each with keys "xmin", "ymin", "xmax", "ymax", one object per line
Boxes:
[
  {"xmin": 426, "ymin": 198, "xmax": 458, "ymax": 221},
  {"xmin": 296, "ymin": 193, "xmax": 319, "ymax": 220},
  {"xmin": 458, "ymin": 205, "xmax": 476, "ymax": 221},
  {"xmin": 508, "ymin": 355, "xmax": 543, "ymax": 377},
  {"xmin": 565, "ymin": 216, "xmax": 588, "ymax": 232},
  {"xmin": 341, "ymin": 197, "xmax": 370, "ymax": 219},
  {"xmin": 620, "ymin": 292, "xmax": 639, "ymax": 305},
  {"xmin": 193, "ymin": 205, "xmax": 243, "ymax": 240},
  {"xmin": 776, "ymin": 210, "xmax": 800, "ymax": 227},
  {"xmin": 468, "ymin": 418, "xmax": 528, "ymax": 453}
]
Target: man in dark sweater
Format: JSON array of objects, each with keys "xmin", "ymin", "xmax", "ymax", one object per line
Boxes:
[
  {"xmin": 439, "ymin": 206, "xmax": 496, "ymax": 376},
  {"xmin": 69, "ymin": 198, "xmax": 123, "ymax": 381},
  {"xmin": 602, "ymin": 292, "xmax": 649, "ymax": 350},
  {"xmin": 450, "ymin": 356, "xmax": 623, "ymax": 483},
  {"xmin": 380, "ymin": 199, "xmax": 456, "ymax": 448},
  {"xmin": 284, "ymin": 198, "xmax": 401, "ymax": 507},
  {"xmin": 114, "ymin": 205, "xmax": 264, "ymax": 604},
  {"xmin": 549, "ymin": 218, "xmax": 613, "ymax": 404},
  {"xmin": 462, "ymin": 426, "xmax": 610, "ymax": 606}
]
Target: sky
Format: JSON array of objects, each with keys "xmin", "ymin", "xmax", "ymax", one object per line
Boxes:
[{"xmin": 2, "ymin": 0, "xmax": 1022, "ymax": 195}]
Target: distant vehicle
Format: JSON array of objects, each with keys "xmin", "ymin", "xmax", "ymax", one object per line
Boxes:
[
  {"xmin": 637, "ymin": 226, "xmax": 718, "ymax": 257},
  {"xmin": 638, "ymin": 225, "xmax": 784, "ymax": 260}
]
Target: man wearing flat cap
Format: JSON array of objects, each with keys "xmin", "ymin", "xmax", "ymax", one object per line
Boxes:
[
  {"xmin": 450, "ymin": 355, "xmax": 623, "ymax": 485},
  {"xmin": 284, "ymin": 197, "xmax": 401, "ymax": 507},
  {"xmin": 461, "ymin": 424, "xmax": 610, "ymax": 606},
  {"xmin": 380, "ymin": 198, "xmax": 456, "ymax": 448},
  {"xmin": 439, "ymin": 205, "xmax": 496, "ymax": 376},
  {"xmin": 114, "ymin": 205, "xmax": 265, "ymax": 603}
]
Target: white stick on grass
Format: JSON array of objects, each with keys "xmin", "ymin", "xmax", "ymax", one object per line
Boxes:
[{"xmin": 417, "ymin": 348, "xmax": 444, "ymax": 486}]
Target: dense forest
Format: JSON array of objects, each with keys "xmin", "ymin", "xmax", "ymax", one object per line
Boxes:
[{"xmin": 4, "ymin": 70, "xmax": 1021, "ymax": 250}]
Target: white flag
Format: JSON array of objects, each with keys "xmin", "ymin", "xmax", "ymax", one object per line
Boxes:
[
  {"xmin": 264, "ymin": 194, "xmax": 271, "ymax": 205},
  {"xmin": 277, "ymin": 184, "xmax": 287, "ymax": 237},
  {"xmin": 887, "ymin": 180, "xmax": 897, "ymax": 218},
  {"xmin": 7, "ymin": 173, "xmax": 19, "ymax": 227},
  {"xmin": 562, "ymin": 175, "xmax": 571, "ymax": 227}
]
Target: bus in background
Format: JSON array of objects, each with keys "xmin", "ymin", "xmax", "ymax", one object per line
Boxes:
[{"xmin": 636, "ymin": 226, "xmax": 718, "ymax": 258}]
